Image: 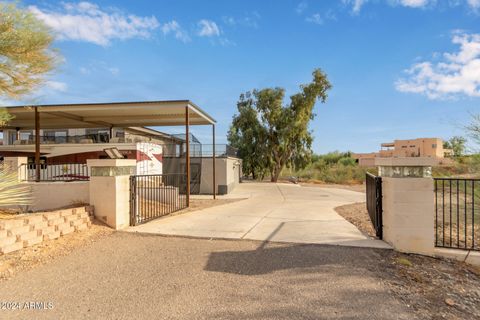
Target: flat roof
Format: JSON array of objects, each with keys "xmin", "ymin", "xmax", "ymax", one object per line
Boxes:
[{"xmin": 1, "ymin": 100, "xmax": 215, "ymax": 130}]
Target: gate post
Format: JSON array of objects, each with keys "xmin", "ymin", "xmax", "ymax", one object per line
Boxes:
[
  {"xmin": 87, "ymin": 159, "xmax": 136, "ymax": 230},
  {"xmin": 376, "ymin": 157, "xmax": 435, "ymax": 256}
]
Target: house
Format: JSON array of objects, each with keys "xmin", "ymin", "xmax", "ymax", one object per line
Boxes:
[
  {"xmin": 0, "ymin": 101, "xmax": 242, "ymax": 196},
  {"xmin": 353, "ymin": 138, "xmax": 453, "ymax": 167}
]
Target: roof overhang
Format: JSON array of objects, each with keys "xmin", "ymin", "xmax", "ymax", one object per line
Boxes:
[{"xmin": 1, "ymin": 100, "xmax": 216, "ymax": 130}]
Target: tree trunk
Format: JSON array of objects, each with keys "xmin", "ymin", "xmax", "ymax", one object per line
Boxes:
[{"xmin": 271, "ymin": 163, "xmax": 283, "ymax": 182}]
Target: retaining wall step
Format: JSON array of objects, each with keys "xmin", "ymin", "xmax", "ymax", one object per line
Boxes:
[
  {"xmin": 60, "ymin": 227, "xmax": 75, "ymax": 236},
  {"xmin": 43, "ymin": 231, "xmax": 61, "ymax": 241},
  {"xmin": 0, "ymin": 236, "xmax": 17, "ymax": 247},
  {"xmin": 23, "ymin": 236, "xmax": 43, "ymax": 247},
  {"xmin": 0, "ymin": 242, "xmax": 23, "ymax": 254},
  {"xmin": 8, "ymin": 225, "xmax": 31, "ymax": 236}
]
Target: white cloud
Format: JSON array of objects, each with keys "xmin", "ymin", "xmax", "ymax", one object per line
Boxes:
[
  {"xmin": 395, "ymin": 32, "xmax": 480, "ymax": 99},
  {"xmin": 306, "ymin": 13, "xmax": 323, "ymax": 25},
  {"xmin": 296, "ymin": 2, "xmax": 308, "ymax": 14},
  {"xmin": 197, "ymin": 20, "xmax": 221, "ymax": 37},
  {"xmin": 467, "ymin": 0, "xmax": 480, "ymax": 11},
  {"xmin": 394, "ymin": 0, "xmax": 433, "ymax": 8},
  {"xmin": 108, "ymin": 67, "xmax": 120, "ymax": 76},
  {"xmin": 79, "ymin": 67, "xmax": 90, "ymax": 75},
  {"xmin": 161, "ymin": 21, "xmax": 190, "ymax": 42},
  {"xmin": 28, "ymin": 2, "xmax": 160, "ymax": 46},
  {"xmin": 45, "ymin": 81, "xmax": 68, "ymax": 92},
  {"xmin": 342, "ymin": 0, "xmax": 368, "ymax": 14},
  {"xmin": 222, "ymin": 12, "xmax": 260, "ymax": 28},
  {"xmin": 306, "ymin": 10, "xmax": 336, "ymax": 25}
]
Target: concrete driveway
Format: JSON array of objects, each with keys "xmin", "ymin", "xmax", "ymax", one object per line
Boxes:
[{"xmin": 129, "ymin": 182, "xmax": 389, "ymax": 249}]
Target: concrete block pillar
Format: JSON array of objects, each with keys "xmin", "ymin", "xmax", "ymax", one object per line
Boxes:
[
  {"xmin": 87, "ymin": 159, "xmax": 136, "ymax": 230},
  {"xmin": 3, "ymin": 157, "xmax": 28, "ymax": 181},
  {"xmin": 376, "ymin": 157, "xmax": 436, "ymax": 256}
]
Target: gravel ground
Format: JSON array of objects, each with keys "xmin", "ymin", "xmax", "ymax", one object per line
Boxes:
[
  {"xmin": 0, "ymin": 233, "xmax": 415, "ymax": 320},
  {"xmin": 334, "ymin": 202, "xmax": 480, "ymax": 319},
  {"xmin": 0, "ymin": 221, "xmax": 113, "ymax": 281},
  {"xmin": 335, "ymin": 202, "xmax": 376, "ymax": 238},
  {"xmin": 1, "ymin": 200, "xmax": 478, "ymax": 320}
]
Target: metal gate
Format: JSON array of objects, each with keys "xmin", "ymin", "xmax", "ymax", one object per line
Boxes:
[
  {"xmin": 366, "ymin": 172, "xmax": 383, "ymax": 239},
  {"xmin": 434, "ymin": 178, "xmax": 479, "ymax": 251},
  {"xmin": 130, "ymin": 173, "xmax": 187, "ymax": 226}
]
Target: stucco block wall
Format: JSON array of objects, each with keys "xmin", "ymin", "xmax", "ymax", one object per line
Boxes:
[
  {"xmin": 89, "ymin": 176, "xmax": 130, "ymax": 229},
  {"xmin": 28, "ymin": 181, "xmax": 90, "ymax": 212},
  {"xmin": 382, "ymin": 177, "xmax": 435, "ymax": 255},
  {"xmin": 0, "ymin": 206, "xmax": 94, "ymax": 255},
  {"xmin": 199, "ymin": 157, "xmax": 241, "ymax": 195}
]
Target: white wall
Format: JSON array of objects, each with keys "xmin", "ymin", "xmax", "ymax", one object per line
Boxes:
[
  {"xmin": 200, "ymin": 157, "xmax": 242, "ymax": 194},
  {"xmin": 28, "ymin": 181, "xmax": 90, "ymax": 211}
]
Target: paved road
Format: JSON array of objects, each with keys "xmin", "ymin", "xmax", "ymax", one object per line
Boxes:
[
  {"xmin": 129, "ymin": 182, "xmax": 389, "ymax": 249},
  {"xmin": 0, "ymin": 233, "xmax": 416, "ymax": 320}
]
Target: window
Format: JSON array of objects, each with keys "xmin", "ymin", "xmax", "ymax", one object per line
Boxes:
[
  {"xmin": 44, "ymin": 130, "xmax": 67, "ymax": 143},
  {"xmin": 432, "ymin": 144, "xmax": 437, "ymax": 148}
]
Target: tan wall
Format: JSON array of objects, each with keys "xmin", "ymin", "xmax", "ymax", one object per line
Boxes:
[
  {"xmin": 89, "ymin": 175, "xmax": 130, "ymax": 230},
  {"xmin": 27, "ymin": 181, "xmax": 89, "ymax": 212},
  {"xmin": 358, "ymin": 158, "xmax": 376, "ymax": 167},
  {"xmin": 382, "ymin": 177, "xmax": 435, "ymax": 255},
  {"xmin": 200, "ymin": 157, "xmax": 242, "ymax": 194}
]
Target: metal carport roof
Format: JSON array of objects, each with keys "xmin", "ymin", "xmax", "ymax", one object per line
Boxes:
[{"xmin": 1, "ymin": 100, "xmax": 215, "ymax": 130}]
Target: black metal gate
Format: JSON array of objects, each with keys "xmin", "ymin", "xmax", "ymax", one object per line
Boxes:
[
  {"xmin": 434, "ymin": 178, "xmax": 479, "ymax": 251},
  {"xmin": 366, "ymin": 172, "xmax": 383, "ymax": 239},
  {"xmin": 130, "ymin": 174, "xmax": 187, "ymax": 226}
]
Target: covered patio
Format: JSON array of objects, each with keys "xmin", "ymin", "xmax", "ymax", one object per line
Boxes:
[{"xmin": 1, "ymin": 100, "xmax": 218, "ymax": 204}]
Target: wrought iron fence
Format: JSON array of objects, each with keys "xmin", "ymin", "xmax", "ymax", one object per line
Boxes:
[
  {"xmin": 434, "ymin": 178, "xmax": 479, "ymax": 251},
  {"xmin": 366, "ymin": 172, "xmax": 383, "ymax": 239},
  {"xmin": 21, "ymin": 163, "xmax": 90, "ymax": 181},
  {"xmin": 130, "ymin": 174, "xmax": 187, "ymax": 226}
]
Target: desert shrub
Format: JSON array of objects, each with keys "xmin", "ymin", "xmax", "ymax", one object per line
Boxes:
[
  {"xmin": 283, "ymin": 151, "xmax": 371, "ymax": 184},
  {"xmin": 433, "ymin": 154, "xmax": 480, "ymax": 178},
  {"xmin": 0, "ymin": 166, "xmax": 32, "ymax": 206}
]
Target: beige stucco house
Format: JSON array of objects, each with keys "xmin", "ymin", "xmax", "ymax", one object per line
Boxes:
[{"xmin": 353, "ymin": 138, "xmax": 453, "ymax": 167}]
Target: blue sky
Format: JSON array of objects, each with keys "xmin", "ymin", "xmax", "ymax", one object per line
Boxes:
[{"xmin": 4, "ymin": 0, "xmax": 480, "ymax": 153}]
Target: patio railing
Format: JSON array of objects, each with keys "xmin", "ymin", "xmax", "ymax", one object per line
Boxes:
[{"xmin": 21, "ymin": 163, "xmax": 90, "ymax": 182}]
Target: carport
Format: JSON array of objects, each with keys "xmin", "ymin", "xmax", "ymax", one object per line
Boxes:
[{"xmin": 2, "ymin": 100, "xmax": 217, "ymax": 204}]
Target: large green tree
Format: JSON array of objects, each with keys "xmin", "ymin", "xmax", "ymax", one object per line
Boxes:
[
  {"xmin": 227, "ymin": 92, "xmax": 268, "ymax": 179},
  {"xmin": 443, "ymin": 136, "xmax": 466, "ymax": 157},
  {"xmin": 0, "ymin": 2, "xmax": 56, "ymax": 99},
  {"xmin": 228, "ymin": 69, "xmax": 332, "ymax": 182}
]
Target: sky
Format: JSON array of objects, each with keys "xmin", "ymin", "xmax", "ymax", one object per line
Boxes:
[{"xmin": 3, "ymin": 0, "xmax": 480, "ymax": 153}]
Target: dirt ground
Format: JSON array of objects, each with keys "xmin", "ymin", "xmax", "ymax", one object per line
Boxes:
[
  {"xmin": 335, "ymin": 202, "xmax": 376, "ymax": 238},
  {"xmin": 379, "ymin": 251, "xmax": 480, "ymax": 320},
  {"xmin": 335, "ymin": 202, "xmax": 480, "ymax": 320},
  {"xmin": 0, "ymin": 199, "xmax": 241, "ymax": 281},
  {"xmin": 0, "ymin": 221, "xmax": 113, "ymax": 281}
]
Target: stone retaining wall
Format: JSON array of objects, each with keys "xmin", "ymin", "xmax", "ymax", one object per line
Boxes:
[{"xmin": 0, "ymin": 206, "xmax": 94, "ymax": 255}]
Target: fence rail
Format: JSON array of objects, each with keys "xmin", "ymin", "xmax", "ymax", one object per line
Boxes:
[
  {"xmin": 434, "ymin": 178, "xmax": 479, "ymax": 251},
  {"xmin": 366, "ymin": 172, "xmax": 383, "ymax": 239},
  {"xmin": 130, "ymin": 174, "xmax": 187, "ymax": 226},
  {"xmin": 21, "ymin": 163, "xmax": 90, "ymax": 181}
]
